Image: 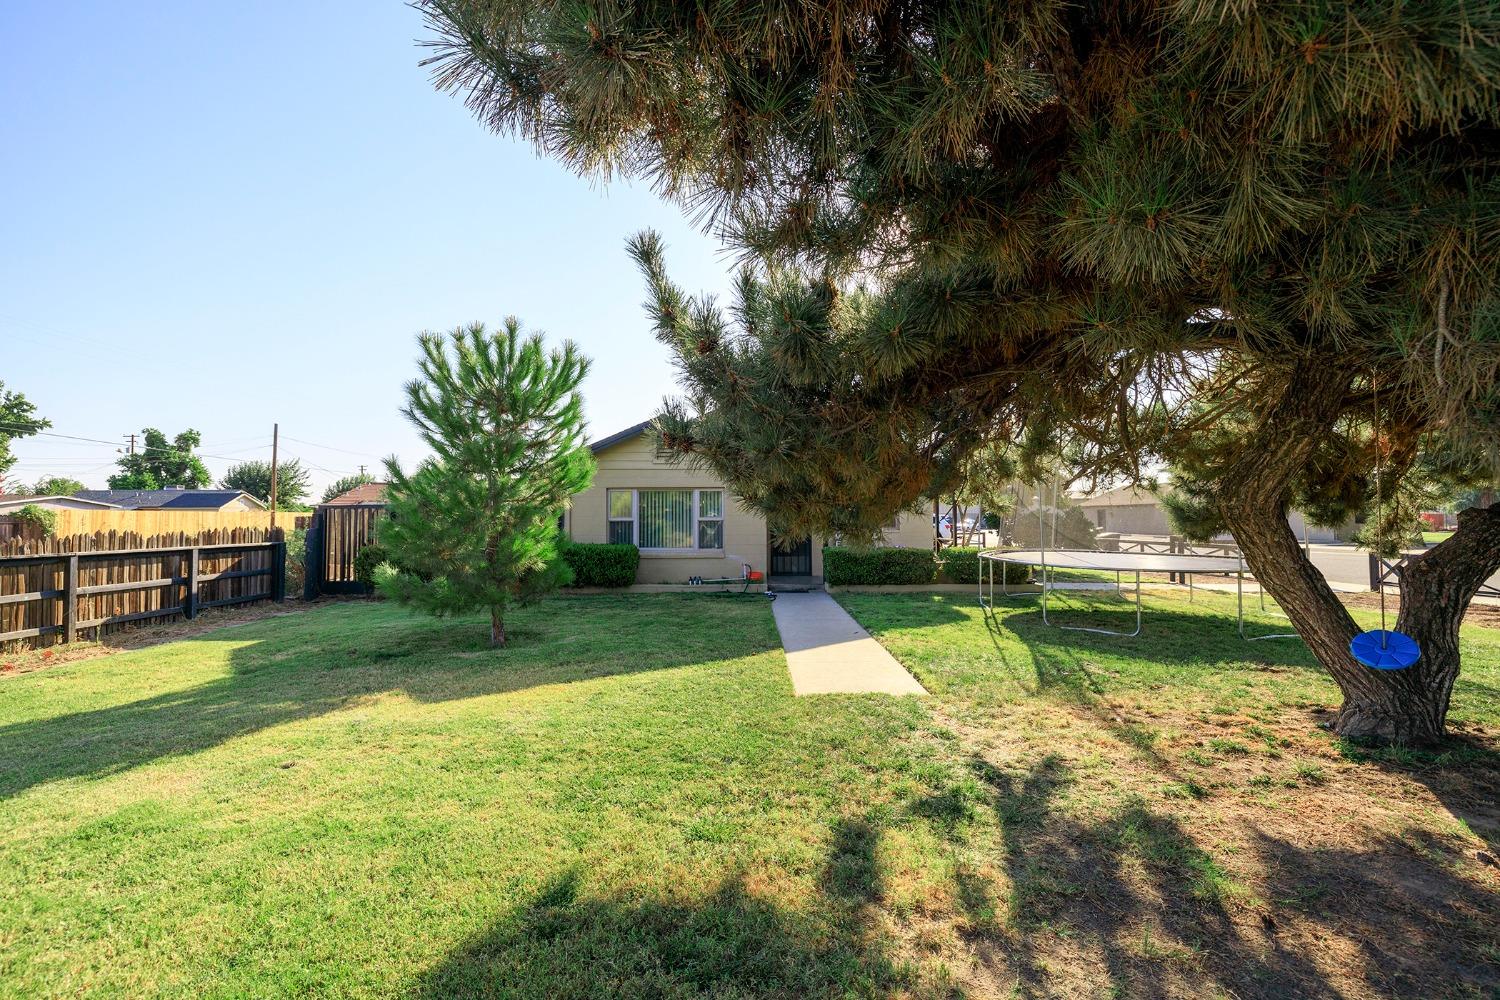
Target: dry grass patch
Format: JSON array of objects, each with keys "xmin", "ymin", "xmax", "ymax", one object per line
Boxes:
[{"xmin": 840, "ymin": 590, "xmax": 1500, "ymax": 999}]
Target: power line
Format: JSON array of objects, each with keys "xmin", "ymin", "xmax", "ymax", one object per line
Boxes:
[
  {"xmin": 0, "ymin": 422, "xmax": 271, "ymax": 464},
  {"xmin": 280, "ymin": 434, "xmax": 385, "ymax": 459}
]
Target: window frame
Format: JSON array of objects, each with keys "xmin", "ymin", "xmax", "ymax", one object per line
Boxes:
[
  {"xmin": 696, "ymin": 489, "xmax": 724, "ymax": 550},
  {"xmin": 607, "ymin": 488, "xmax": 725, "ymax": 552},
  {"xmin": 606, "ymin": 488, "xmax": 637, "ymax": 545}
]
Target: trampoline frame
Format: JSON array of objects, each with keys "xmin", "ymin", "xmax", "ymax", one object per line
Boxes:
[{"xmin": 977, "ymin": 547, "xmax": 1299, "ymax": 642}]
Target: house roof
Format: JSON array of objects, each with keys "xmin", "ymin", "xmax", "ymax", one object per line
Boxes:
[
  {"xmin": 0, "ymin": 495, "xmax": 122, "ymax": 511},
  {"xmin": 324, "ymin": 482, "xmax": 389, "ymax": 505},
  {"xmin": 73, "ymin": 489, "xmax": 266, "ymax": 511},
  {"xmin": 1074, "ymin": 485, "xmax": 1166, "ymax": 508},
  {"xmin": 588, "ymin": 420, "xmax": 653, "ymax": 454}
]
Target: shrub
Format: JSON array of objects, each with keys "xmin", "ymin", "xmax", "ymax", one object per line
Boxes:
[
  {"xmin": 11, "ymin": 504, "xmax": 57, "ymax": 538},
  {"xmin": 353, "ymin": 543, "xmax": 389, "ymax": 588},
  {"xmin": 823, "ymin": 546, "xmax": 936, "ymax": 586},
  {"xmin": 1010, "ymin": 505, "xmax": 1099, "ymax": 549},
  {"xmin": 284, "ymin": 528, "xmax": 307, "ymax": 597},
  {"xmin": 937, "ymin": 547, "xmax": 1030, "ymax": 585},
  {"xmin": 561, "ymin": 542, "xmax": 639, "ymax": 588}
]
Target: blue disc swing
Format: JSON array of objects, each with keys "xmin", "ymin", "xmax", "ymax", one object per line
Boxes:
[{"xmin": 1350, "ymin": 375, "xmax": 1421, "ymax": 670}]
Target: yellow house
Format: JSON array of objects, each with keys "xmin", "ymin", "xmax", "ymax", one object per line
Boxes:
[{"xmin": 563, "ymin": 421, "xmax": 935, "ymax": 584}]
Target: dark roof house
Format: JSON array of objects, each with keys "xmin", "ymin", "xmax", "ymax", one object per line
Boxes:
[{"xmin": 73, "ymin": 489, "xmax": 266, "ymax": 512}]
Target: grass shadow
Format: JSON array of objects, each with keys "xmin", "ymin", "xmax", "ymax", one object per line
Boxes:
[
  {"xmin": 0, "ymin": 595, "xmax": 781, "ymax": 799},
  {"xmin": 409, "ymin": 810, "xmax": 925, "ymax": 999}
]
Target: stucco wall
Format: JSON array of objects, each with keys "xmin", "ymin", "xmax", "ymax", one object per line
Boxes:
[
  {"xmin": 1082, "ymin": 501, "xmax": 1352, "ymax": 544},
  {"xmin": 567, "ymin": 433, "xmax": 769, "ymax": 584},
  {"xmin": 570, "ymin": 432, "xmax": 935, "ymax": 582}
]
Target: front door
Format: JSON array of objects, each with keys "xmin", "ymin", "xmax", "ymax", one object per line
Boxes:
[{"xmin": 771, "ymin": 536, "xmax": 813, "ymax": 577}]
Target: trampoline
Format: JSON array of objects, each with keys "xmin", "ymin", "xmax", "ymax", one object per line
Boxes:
[{"xmin": 976, "ymin": 548, "xmax": 1299, "ymax": 641}]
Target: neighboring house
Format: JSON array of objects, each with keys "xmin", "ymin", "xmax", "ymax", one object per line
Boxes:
[
  {"xmin": 0, "ymin": 495, "xmax": 122, "ymax": 512},
  {"xmin": 72, "ymin": 488, "xmax": 267, "ymax": 512},
  {"xmin": 564, "ymin": 421, "xmax": 934, "ymax": 583},
  {"xmin": 324, "ymin": 482, "xmax": 389, "ymax": 505},
  {"xmin": 1076, "ymin": 485, "xmax": 1356, "ymax": 544}
]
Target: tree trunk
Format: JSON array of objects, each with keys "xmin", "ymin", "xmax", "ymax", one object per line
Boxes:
[
  {"xmin": 1370, "ymin": 503, "xmax": 1500, "ymax": 741},
  {"xmin": 490, "ymin": 606, "xmax": 506, "ymax": 648},
  {"xmin": 1213, "ymin": 358, "xmax": 1499, "ymax": 745}
]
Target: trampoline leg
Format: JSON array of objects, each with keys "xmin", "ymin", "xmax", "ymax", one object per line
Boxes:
[
  {"xmin": 1046, "ymin": 569, "xmax": 1143, "ymax": 638},
  {"xmin": 1239, "ymin": 569, "xmax": 1299, "ymax": 642},
  {"xmin": 1188, "ymin": 573, "xmax": 1194, "ymax": 603}
]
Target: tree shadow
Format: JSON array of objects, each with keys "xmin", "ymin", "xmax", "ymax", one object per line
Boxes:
[
  {"xmin": 1344, "ymin": 739, "xmax": 1500, "ymax": 856},
  {"xmin": 917, "ymin": 753, "xmax": 1499, "ymax": 999},
  {"xmin": 408, "ymin": 812, "xmax": 918, "ymax": 999},
  {"xmin": 0, "ymin": 596, "xmax": 781, "ymax": 799},
  {"xmin": 938, "ymin": 757, "xmax": 1329, "ymax": 997}
]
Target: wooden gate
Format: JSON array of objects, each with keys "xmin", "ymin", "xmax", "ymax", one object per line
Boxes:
[{"xmin": 304, "ymin": 503, "xmax": 386, "ymax": 597}]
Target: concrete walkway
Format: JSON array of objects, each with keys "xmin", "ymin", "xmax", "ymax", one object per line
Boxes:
[{"xmin": 771, "ymin": 592, "xmax": 927, "ymax": 696}]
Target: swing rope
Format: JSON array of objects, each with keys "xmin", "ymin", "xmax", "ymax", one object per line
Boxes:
[
  {"xmin": 1348, "ymin": 371, "xmax": 1420, "ymax": 670},
  {"xmin": 1373, "ymin": 374, "xmax": 1388, "ymax": 648}
]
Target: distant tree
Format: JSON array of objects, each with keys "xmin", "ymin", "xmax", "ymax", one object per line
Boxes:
[
  {"xmin": 108, "ymin": 428, "xmax": 210, "ymax": 490},
  {"xmin": 32, "ymin": 476, "xmax": 85, "ymax": 497},
  {"xmin": 320, "ymin": 472, "xmax": 375, "ymax": 504},
  {"xmin": 0, "ymin": 382, "xmax": 49, "ymax": 485},
  {"xmin": 220, "ymin": 458, "xmax": 311, "ymax": 509},
  {"xmin": 376, "ymin": 319, "xmax": 594, "ymax": 647}
]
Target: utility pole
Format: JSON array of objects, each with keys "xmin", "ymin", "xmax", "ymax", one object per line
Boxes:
[
  {"xmin": 124, "ymin": 432, "xmax": 137, "ymax": 455},
  {"xmin": 269, "ymin": 423, "xmax": 280, "ymax": 531},
  {"xmin": 358, "ymin": 464, "xmax": 366, "ymax": 477}
]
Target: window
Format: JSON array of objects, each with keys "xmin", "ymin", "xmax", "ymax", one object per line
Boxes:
[
  {"xmin": 884, "ymin": 514, "xmax": 901, "ymax": 530},
  {"xmin": 639, "ymin": 489, "xmax": 695, "ymax": 548},
  {"xmin": 607, "ymin": 488, "xmax": 724, "ymax": 550},
  {"xmin": 698, "ymin": 490, "xmax": 723, "ymax": 548},
  {"xmin": 607, "ymin": 489, "xmax": 634, "ymax": 544}
]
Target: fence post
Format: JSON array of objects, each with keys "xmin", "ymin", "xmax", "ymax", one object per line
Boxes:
[
  {"xmin": 186, "ymin": 546, "xmax": 200, "ymax": 619},
  {"xmin": 272, "ymin": 541, "xmax": 287, "ymax": 602},
  {"xmin": 1368, "ymin": 552, "xmax": 1381, "ymax": 592},
  {"xmin": 303, "ymin": 518, "xmax": 322, "ymax": 601},
  {"xmin": 63, "ymin": 555, "xmax": 78, "ymax": 644}
]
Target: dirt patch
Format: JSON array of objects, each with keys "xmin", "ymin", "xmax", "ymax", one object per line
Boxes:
[
  {"xmin": 1336, "ymin": 590, "xmax": 1500, "ymax": 630},
  {"xmin": 909, "ymin": 698, "xmax": 1500, "ymax": 999},
  {"xmin": 0, "ymin": 599, "xmax": 349, "ymax": 677}
]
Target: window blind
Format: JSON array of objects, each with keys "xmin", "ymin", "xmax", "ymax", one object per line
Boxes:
[{"xmin": 638, "ymin": 489, "xmax": 694, "ymax": 548}]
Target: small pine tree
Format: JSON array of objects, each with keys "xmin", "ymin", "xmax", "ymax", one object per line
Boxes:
[{"xmin": 376, "ymin": 319, "xmax": 594, "ymax": 647}]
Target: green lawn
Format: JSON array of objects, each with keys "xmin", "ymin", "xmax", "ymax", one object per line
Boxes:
[
  {"xmin": 1423, "ymin": 530, "xmax": 1456, "ymax": 545},
  {"xmin": 1, "ymin": 591, "xmax": 1497, "ymax": 998}
]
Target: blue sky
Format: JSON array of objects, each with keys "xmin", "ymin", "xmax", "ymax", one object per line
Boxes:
[{"xmin": 1, "ymin": 1, "xmax": 734, "ymax": 495}]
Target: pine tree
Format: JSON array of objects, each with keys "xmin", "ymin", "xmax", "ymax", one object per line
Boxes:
[
  {"xmin": 422, "ymin": 1, "xmax": 1500, "ymax": 741},
  {"xmin": 376, "ymin": 319, "xmax": 594, "ymax": 648}
]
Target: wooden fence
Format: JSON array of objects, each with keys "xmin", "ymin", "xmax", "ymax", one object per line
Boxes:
[
  {"xmin": 27, "ymin": 509, "xmax": 296, "ymax": 538},
  {"xmin": 303, "ymin": 504, "xmax": 387, "ymax": 597},
  {"xmin": 0, "ymin": 527, "xmax": 286, "ymax": 653}
]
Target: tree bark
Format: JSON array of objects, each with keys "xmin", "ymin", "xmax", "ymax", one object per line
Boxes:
[
  {"xmin": 490, "ymin": 606, "xmax": 506, "ymax": 648},
  {"xmin": 1210, "ymin": 358, "xmax": 1498, "ymax": 745},
  {"xmin": 1371, "ymin": 503, "xmax": 1500, "ymax": 741}
]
